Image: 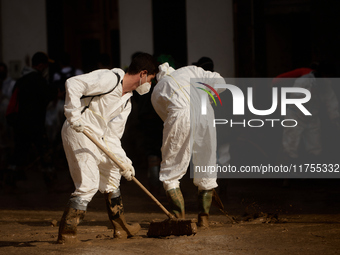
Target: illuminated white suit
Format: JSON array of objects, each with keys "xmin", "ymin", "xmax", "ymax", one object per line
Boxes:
[
  {"xmin": 283, "ymin": 72, "xmax": 340, "ymax": 158},
  {"xmin": 151, "ymin": 63, "xmax": 225, "ymax": 191},
  {"xmin": 62, "ymin": 68, "xmax": 132, "ymax": 209}
]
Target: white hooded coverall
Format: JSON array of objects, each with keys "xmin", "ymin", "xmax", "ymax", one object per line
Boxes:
[
  {"xmin": 283, "ymin": 72, "xmax": 340, "ymax": 158},
  {"xmin": 62, "ymin": 68, "xmax": 132, "ymax": 209},
  {"xmin": 151, "ymin": 63, "xmax": 225, "ymax": 191}
]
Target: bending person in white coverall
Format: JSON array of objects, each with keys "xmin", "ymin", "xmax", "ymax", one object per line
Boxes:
[
  {"xmin": 151, "ymin": 63, "xmax": 225, "ymax": 227},
  {"xmin": 283, "ymin": 70, "xmax": 340, "ymax": 162},
  {"xmin": 57, "ymin": 53, "xmax": 158, "ymax": 244}
]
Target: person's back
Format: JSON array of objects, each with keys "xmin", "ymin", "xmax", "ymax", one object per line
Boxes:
[
  {"xmin": 152, "ymin": 64, "xmax": 223, "ymax": 121},
  {"xmin": 15, "ymin": 68, "xmax": 52, "ymax": 130}
]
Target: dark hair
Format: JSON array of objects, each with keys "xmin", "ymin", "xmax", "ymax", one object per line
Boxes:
[
  {"xmin": 127, "ymin": 53, "xmax": 158, "ymax": 75},
  {"xmin": 131, "ymin": 51, "xmax": 143, "ymax": 61},
  {"xmin": 192, "ymin": 57, "xmax": 214, "ymax": 72},
  {"xmin": 32, "ymin": 52, "xmax": 49, "ymax": 66}
]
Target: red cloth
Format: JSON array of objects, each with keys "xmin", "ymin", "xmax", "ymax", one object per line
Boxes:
[{"xmin": 272, "ymin": 68, "xmax": 313, "ymax": 85}]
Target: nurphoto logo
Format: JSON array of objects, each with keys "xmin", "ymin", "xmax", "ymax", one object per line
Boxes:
[{"xmin": 197, "ymin": 82, "xmax": 312, "ymax": 128}]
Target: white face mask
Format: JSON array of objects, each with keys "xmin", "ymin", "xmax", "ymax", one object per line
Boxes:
[{"xmin": 136, "ymin": 74, "xmax": 151, "ymax": 95}]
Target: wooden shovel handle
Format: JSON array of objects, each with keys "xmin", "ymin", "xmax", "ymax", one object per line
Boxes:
[
  {"xmin": 131, "ymin": 176, "xmax": 175, "ymax": 219},
  {"xmin": 83, "ymin": 130, "xmax": 175, "ymax": 220}
]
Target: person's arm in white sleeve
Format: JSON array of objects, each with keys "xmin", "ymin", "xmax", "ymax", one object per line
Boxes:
[
  {"xmin": 104, "ymin": 102, "xmax": 134, "ymax": 180},
  {"xmin": 104, "ymin": 101, "xmax": 132, "ymax": 165}
]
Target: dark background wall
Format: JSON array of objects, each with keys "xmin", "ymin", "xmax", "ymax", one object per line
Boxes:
[{"xmin": 234, "ymin": 0, "xmax": 340, "ymax": 77}]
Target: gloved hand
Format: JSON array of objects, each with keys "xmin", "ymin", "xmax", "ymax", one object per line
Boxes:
[
  {"xmin": 71, "ymin": 120, "xmax": 84, "ymax": 132},
  {"xmin": 120, "ymin": 163, "xmax": 135, "ymax": 181}
]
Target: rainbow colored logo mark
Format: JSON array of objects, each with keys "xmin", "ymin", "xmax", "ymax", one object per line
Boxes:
[{"xmin": 196, "ymin": 82, "xmax": 222, "ymax": 106}]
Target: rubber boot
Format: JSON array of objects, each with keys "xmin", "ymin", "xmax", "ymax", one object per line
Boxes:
[
  {"xmin": 166, "ymin": 188, "xmax": 185, "ymax": 219},
  {"xmin": 57, "ymin": 207, "xmax": 86, "ymax": 244},
  {"xmin": 197, "ymin": 189, "xmax": 213, "ymax": 228},
  {"xmin": 104, "ymin": 192, "xmax": 141, "ymax": 239}
]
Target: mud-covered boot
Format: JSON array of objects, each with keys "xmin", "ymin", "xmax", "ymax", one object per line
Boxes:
[
  {"xmin": 198, "ymin": 189, "xmax": 213, "ymax": 228},
  {"xmin": 104, "ymin": 191, "xmax": 141, "ymax": 239},
  {"xmin": 166, "ymin": 188, "xmax": 185, "ymax": 219},
  {"xmin": 57, "ymin": 207, "xmax": 86, "ymax": 244}
]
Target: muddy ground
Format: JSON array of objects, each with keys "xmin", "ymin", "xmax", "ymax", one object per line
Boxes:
[{"xmin": 1, "ymin": 158, "xmax": 340, "ymax": 255}]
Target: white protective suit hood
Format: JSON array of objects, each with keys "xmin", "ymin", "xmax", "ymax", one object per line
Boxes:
[
  {"xmin": 110, "ymin": 68, "xmax": 125, "ymax": 79},
  {"xmin": 156, "ymin": 62, "xmax": 175, "ymax": 81}
]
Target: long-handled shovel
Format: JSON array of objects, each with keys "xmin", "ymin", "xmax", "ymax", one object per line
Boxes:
[{"xmin": 83, "ymin": 130, "xmax": 197, "ymax": 237}]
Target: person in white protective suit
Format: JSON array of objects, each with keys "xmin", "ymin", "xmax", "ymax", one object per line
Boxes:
[
  {"xmin": 282, "ymin": 69, "xmax": 340, "ymax": 162},
  {"xmin": 151, "ymin": 62, "xmax": 225, "ymax": 227},
  {"xmin": 57, "ymin": 53, "xmax": 158, "ymax": 244}
]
